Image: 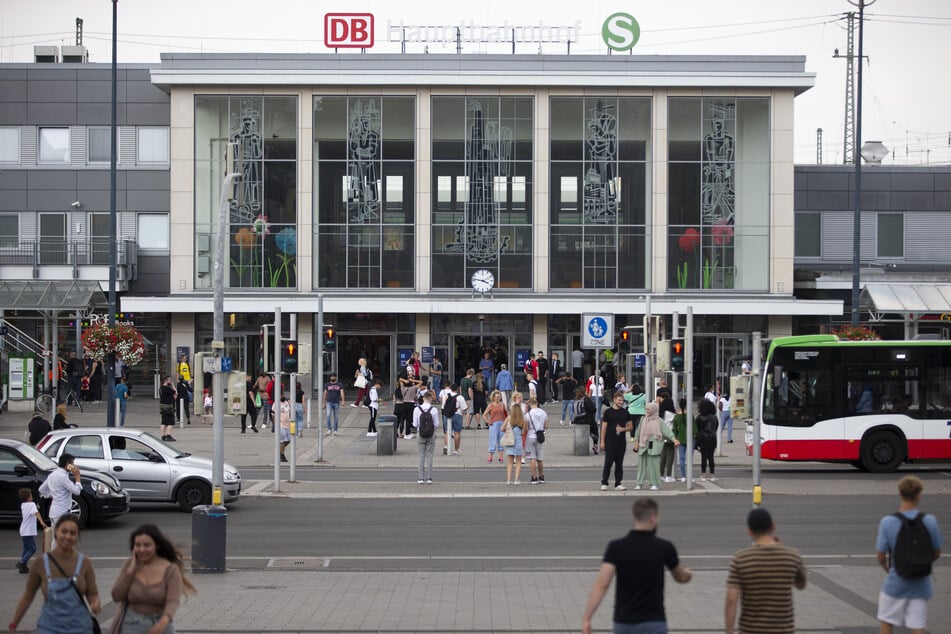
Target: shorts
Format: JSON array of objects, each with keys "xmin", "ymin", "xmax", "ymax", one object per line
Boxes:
[
  {"xmin": 443, "ymin": 413, "xmax": 463, "ymax": 434},
  {"xmin": 525, "ymin": 437, "xmax": 544, "ymax": 461},
  {"xmin": 877, "ymin": 592, "xmax": 928, "ymax": 630},
  {"xmin": 466, "ymin": 400, "xmax": 474, "ymax": 414}
]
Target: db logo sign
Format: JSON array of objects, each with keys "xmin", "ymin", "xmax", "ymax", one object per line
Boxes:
[{"xmin": 325, "ymin": 13, "xmax": 374, "ymax": 48}]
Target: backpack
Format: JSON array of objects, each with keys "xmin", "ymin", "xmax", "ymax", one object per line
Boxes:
[
  {"xmin": 573, "ymin": 399, "xmax": 587, "ymax": 417},
  {"xmin": 442, "ymin": 394, "xmax": 458, "ymax": 419},
  {"xmin": 417, "ymin": 406, "xmax": 435, "ymax": 439},
  {"xmin": 362, "ymin": 391, "xmax": 372, "ymax": 407},
  {"xmin": 891, "ymin": 512, "xmax": 934, "ymax": 578}
]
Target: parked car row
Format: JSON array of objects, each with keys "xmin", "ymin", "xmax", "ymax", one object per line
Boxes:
[{"xmin": 2, "ymin": 427, "xmax": 241, "ymax": 526}]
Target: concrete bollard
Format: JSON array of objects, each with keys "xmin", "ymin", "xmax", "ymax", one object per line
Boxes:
[
  {"xmin": 376, "ymin": 415, "xmax": 397, "ymax": 455},
  {"xmin": 572, "ymin": 423, "xmax": 590, "ymax": 456}
]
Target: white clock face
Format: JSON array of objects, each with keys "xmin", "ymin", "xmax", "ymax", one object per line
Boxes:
[{"xmin": 471, "ymin": 269, "xmax": 495, "ymax": 293}]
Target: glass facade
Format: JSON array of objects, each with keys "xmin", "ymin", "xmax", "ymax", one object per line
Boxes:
[
  {"xmin": 431, "ymin": 96, "xmax": 533, "ymax": 289},
  {"xmin": 313, "ymin": 96, "xmax": 415, "ymax": 289},
  {"xmin": 550, "ymin": 97, "xmax": 651, "ymax": 289},
  {"xmin": 667, "ymin": 98, "xmax": 769, "ymax": 291},
  {"xmin": 194, "ymin": 95, "xmax": 298, "ymax": 289}
]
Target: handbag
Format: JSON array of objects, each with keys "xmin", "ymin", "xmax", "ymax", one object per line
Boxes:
[
  {"xmin": 47, "ymin": 553, "xmax": 102, "ymax": 634},
  {"xmin": 109, "ymin": 602, "xmax": 126, "ymax": 634},
  {"xmin": 531, "ymin": 420, "xmax": 546, "ymax": 444},
  {"xmin": 159, "ymin": 403, "xmax": 175, "ymax": 415},
  {"xmin": 254, "ymin": 391, "xmax": 262, "ymax": 408},
  {"xmin": 354, "ymin": 374, "xmax": 368, "ymax": 389},
  {"xmin": 500, "ymin": 428, "xmax": 515, "ymax": 447}
]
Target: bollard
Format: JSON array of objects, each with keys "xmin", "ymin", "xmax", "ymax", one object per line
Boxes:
[
  {"xmin": 191, "ymin": 504, "xmax": 227, "ymax": 573},
  {"xmin": 376, "ymin": 415, "xmax": 397, "ymax": 455},
  {"xmin": 572, "ymin": 423, "xmax": 590, "ymax": 456}
]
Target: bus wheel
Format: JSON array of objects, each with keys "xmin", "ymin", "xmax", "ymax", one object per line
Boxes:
[{"xmin": 860, "ymin": 430, "xmax": 903, "ymax": 473}]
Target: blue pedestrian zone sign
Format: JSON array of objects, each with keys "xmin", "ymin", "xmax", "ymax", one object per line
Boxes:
[
  {"xmin": 634, "ymin": 353, "xmax": 646, "ymax": 368},
  {"xmin": 582, "ymin": 313, "xmax": 614, "ymax": 348}
]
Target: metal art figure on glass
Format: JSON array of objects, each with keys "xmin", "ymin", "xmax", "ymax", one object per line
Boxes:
[
  {"xmin": 229, "ymin": 104, "xmax": 263, "ymax": 225},
  {"xmin": 347, "ymin": 99, "xmax": 381, "ymax": 224},
  {"xmin": 583, "ymin": 99, "xmax": 619, "ymax": 224},
  {"xmin": 446, "ymin": 99, "xmax": 511, "ymax": 264},
  {"xmin": 701, "ymin": 101, "xmax": 735, "ymax": 224}
]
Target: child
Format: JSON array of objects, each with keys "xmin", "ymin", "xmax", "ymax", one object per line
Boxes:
[
  {"xmin": 18, "ymin": 488, "xmax": 46, "ymax": 573},
  {"xmin": 367, "ymin": 379, "xmax": 382, "ymax": 437},
  {"xmin": 80, "ymin": 375, "xmax": 90, "ymax": 402},
  {"xmin": 203, "ymin": 388, "xmax": 213, "ymax": 415}
]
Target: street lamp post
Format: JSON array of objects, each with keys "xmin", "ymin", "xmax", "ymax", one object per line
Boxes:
[
  {"xmin": 850, "ymin": 0, "xmax": 875, "ymax": 326},
  {"xmin": 107, "ymin": 0, "xmax": 118, "ymax": 426}
]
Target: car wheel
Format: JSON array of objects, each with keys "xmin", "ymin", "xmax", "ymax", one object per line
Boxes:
[
  {"xmin": 176, "ymin": 480, "xmax": 211, "ymax": 511},
  {"xmin": 70, "ymin": 495, "xmax": 90, "ymax": 528},
  {"xmin": 860, "ymin": 430, "xmax": 904, "ymax": 473}
]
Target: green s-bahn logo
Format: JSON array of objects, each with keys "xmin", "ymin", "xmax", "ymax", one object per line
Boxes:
[{"xmin": 602, "ymin": 12, "xmax": 640, "ymax": 52}]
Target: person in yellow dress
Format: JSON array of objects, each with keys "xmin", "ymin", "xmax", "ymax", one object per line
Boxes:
[{"xmin": 177, "ymin": 355, "xmax": 191, "ymax": 383}]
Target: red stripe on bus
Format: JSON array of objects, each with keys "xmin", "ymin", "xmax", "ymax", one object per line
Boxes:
[{"xmin": 762, "ymin": 438, "xmax": 951, "ymax": 461}]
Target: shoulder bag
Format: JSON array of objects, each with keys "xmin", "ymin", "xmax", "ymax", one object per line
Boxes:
[{"xmin": 47, "ymin": 553, "xmax": 102, "ymax": 634}]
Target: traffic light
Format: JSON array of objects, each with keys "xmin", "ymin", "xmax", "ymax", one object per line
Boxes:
[
  {"xmin": 619, "ymin": 329, "xmax": 631, "ymax": 353},
  {"xmin": 670, "ymin": 338, "xmax": 685, "ymax": 372},
  {"xmin": 259, "ymin": 326, "xmax": 270, "ymax": 372},
  {"xmin": 282, "ymin": 340, "xmax": 298, "ymax": 374},
  {"xmin": 323, "ymin": 325, "xmax": 336, "ymax": 352}
]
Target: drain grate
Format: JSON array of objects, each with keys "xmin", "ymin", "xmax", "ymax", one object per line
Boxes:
[{"xmin": 267, "ymin": 557, "xmax": 330, "ymax": 569}]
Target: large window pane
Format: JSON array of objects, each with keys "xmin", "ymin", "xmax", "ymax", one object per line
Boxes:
[
  {"xmin": 87, "ymin": 127, "xmax": 111, "ymax": 163},
  {"xmin": 878, "ymin": 213, "xmax": 903, "ymax": 258},
  {"xmin": 0, "ymin": 214, "xmax": 19, "ymax": 247},
  {"xmin": 0, "ymin": 127, "xmax": 18, "ymax": 162},
  {"xmin": 39, "ymin": 128, "xmax": 69, "ymax": 163},
  {"xmin": 137, "ymin": 214, "xmax": 169, "ymax": 250},
  {"xmin": 795, "ymin": 212, "xmax": 821, "ymax": 257},
  {"xmin": 136, "ymin": 127, "xmax": 169, "ymax": 164}
]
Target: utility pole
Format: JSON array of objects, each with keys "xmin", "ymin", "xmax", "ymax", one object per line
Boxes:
[
  {"xmin": 850, "ymin": 0, "xmax": 875, "ymax": 326},
  {"xmin": 833, "ymin": 12, "xmax": 856, "ymax": 165}
]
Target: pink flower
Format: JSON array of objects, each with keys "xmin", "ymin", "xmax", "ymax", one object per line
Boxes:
[
  {"xmin": 678, "ymin": 228, "xmax": 701, "ymax": 253},
  {"xmin": 712, "ymin": 221, "xmax": 734, "ymax": 246}
]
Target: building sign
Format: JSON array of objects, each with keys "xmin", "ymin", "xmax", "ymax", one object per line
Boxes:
[
  {"xmin": 386, "ymin": 19, "xmax": 581, "ymax": 44},
  {"xmin": 602, "ymin": 12, "xmax": 640, "ymax": 51},
  {"xmin": 325, "ymin": 13, "xmax": 375, "ymax": 48}
]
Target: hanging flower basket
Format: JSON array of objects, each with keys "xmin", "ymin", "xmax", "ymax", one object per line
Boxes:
[
  {"xmin": 81, "ymin": 323, "xmax": 147, "ymax": 365},
  {"xmin": 832, "ymin": 325, "xmax": 881, "ymax": 341}
]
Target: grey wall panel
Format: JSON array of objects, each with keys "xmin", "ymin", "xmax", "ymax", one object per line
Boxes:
[
  {"xmin": 890, "ymin": 172, "xmax": 934, "ymax": 191},
  {"xmin": 75, "ymin": 190, "xmax": 111, "ymax": 210},
  {"xmin": 935, "ymin": 192, "xmax": 951, "ymax": 212},
  {"xmin": 125, "ymin": 103, "xmax": 170, "ymax": 125},
  {"xmin": 0, "ymin": 189, "xmax": 27, "ymax": 211},
  {"xmin": 125, "ymin": 79, "xmax": 168, "ymax": 103},
  {"xmin": 859, "ymin": 190, "xmax": 891, "ymax": 211},
  {"xmin": 0, "ymin": 170, "xmax": 28, "ymax": 188},
  {"xmin": 0, "ymin": 80, "xmax": 27, "ymax": 102},
  {"xmin": 905, "ymin": 213, "xmax": 951, "ymax": 261},
  {"xmin": 860, "ymin": 172, "xmax": 891, "ymax": 191},
  {"xmin": 77, "ymin": 80, "xmax": 113, "ymax": 103},
  {"xmin": 130, "ymin": 255, "xmax": 171, "ymax": 295},
  {"xmin": 26, "ymin": 68, "xmax": 77, "ymax": 81},
  {"xmin": 127, "ymin": 189, "xmax": 170, "ymax": 212},
  {"xmin": 76, "ymin": 103, "xmax": 112, "ymax": 125},
  {"xmin": 805, "ymin": 171, "xmax": 849, "ymax": 191},
  {"xmin": 28, "ymin": 189, "xmax": 80, "ymax": 211},
  {"xmin": 0, "ymin": 69, "xmax": 28, "ymax": 81},
  {"xmin": 0, "ymin": 102, "xmax": 29, "ymax": 124},
  {"xmin": 891, "ymin": 191, "xmax": 934, "ymax": 211},
  {"xmin": 28, "ymin": 102, "xmax": 78, "ymax": 125},
  {"xmin": 28, "ymin": 79, "xmax": 78, "ymax": 102},
  {"xmin": 125, "ymin": 171, "xmax": 170, "ymax": 190},
  {"xmin": 77, "ymin": 170, "xmax": 112, "ymax": 189},
  {"xmin": 27, "ymin": 170, "xmax": 77, "ymax": 189},
  {"xmin": 806, "ymin": 190, "xmax": 849, "ymax": 210},
  {"xmin": 934, "ymin": 173, "xmax": 951, "ymax": 191}
]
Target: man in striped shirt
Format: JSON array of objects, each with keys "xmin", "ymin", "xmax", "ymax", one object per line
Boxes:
[{"xmin": 725, "ymin": 507, "xmax": 807, "ymax": 634}]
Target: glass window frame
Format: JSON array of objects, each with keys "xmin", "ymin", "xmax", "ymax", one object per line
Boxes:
[
  {"xmin": 137, "ymin": 213, "xmax": 169, "ymax": 251},
  {"xmin": 0, "ymin": 213, "xmax": 19, "ymax": 247},
  {"xmin": 38, "ymin": 127, "xmax": 69, "ymax": 164},
  {"xmin": 0, "ymin": 127, "xmax": 19, "ymax": 163},
  {"xmin": 136, "ymin": 126, "xmax": 170, "ymax": 164},
  {"xmin": 87, "ymin": 127, "xmax": 114, "ymax": 164},
  {"xmin": 795, "ymin": 212, "xmax": 821, "ymax": 258},
  {"xmin": 877, "ymin": 212, "xmax": 904, "ymax": 259}
]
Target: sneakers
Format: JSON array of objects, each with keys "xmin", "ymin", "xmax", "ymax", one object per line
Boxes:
[
  {"xmin": 404, "ymin": 434, "xmax": 414, "ymax": 440},
  {"xmin": 17, "ymin": 562, "xmax": 28, "ymax": 574},
  {"xmin": 488, "ymin": 458, "xmax": 494, "ymax": 464},
  {"xmin": 679, "ymin": 477, "xmax": 686, "ymax": 482},
  {"xmin": 443, "ymin": 446, "xmax": 449, "ymax": 455},
  {"xmin": 165, "ymin": 435, "xmax": 176, "ymax": 442},
  {"xmin": 280, "ymin": 455, "xmax": 287, "ymax": 462},
  {"xmin": 615, "ymin": 484, "xmax": 627, "ymax": 491},
  {"xmin": 560, "ymin": 420, "xmax": 565, "ymax": 426},
  {"xmin": 592, "ymin": 446, "xmax": 599, "ymax": 455},
  {"xmin": 367, "ymin": 432, "xmax": 378, "ymax": 437},
  {"xmin": 539, "ymin": 477, "xmax": 546, "ymax": 484},
  {"xmin": 452, "ymin": 450, "xmax": 460, "ymax": 455},
  {"xmin": 498, "ymin": 457, "xmax": 503, "ymax": 463},
  {"xmin": 506, "ymin": 480, "xmax": 512, "ymax": 485},
  {"xmin": 633, "ymin": 484, "xmax": 642, "ymax": 491},
  {"xmin": 513, "ymin": 480, "xmax": 520, "ymax": 485},
  {"xmin": 333, "ymin": 430, "xmax": 338, "ymax": 436},
  {"xmin": 325, "ymin": 429, "xmax": 332, "ymax": 436},
  {"xmin": 728, "ymin": 439, "xmax": 734, "ymax": 443},
  {"xmin": 350, "ymin": 403, "xmax": 358, "ymax": 407},
  {"xmin": 529, "ymin": 477, "xmax": 538, "ymax": 485},
  {"xmin": 699, "ymin": 476, "xmax": 707, "ymax": 481},
  {"xmin": 426, "ymin": 479, "xmax": 433, "ymax": 485},
  {"xmin": 418, "ymin": 479, "xmax": 425, "ymax": 484},
  {"xmin": 708, "ymin": 477, "xmax": 718, "ymax": 482},
  {"xmin": 600, "ymin": 484, "xmax": 609, "ymax": 491},
  {"xmin": 650, "ymin": 485, "xmax": 660, "ymax": 491},
  {"xmin": 252, "ymin": 427, "xmax": 259, "ymax": 433}
]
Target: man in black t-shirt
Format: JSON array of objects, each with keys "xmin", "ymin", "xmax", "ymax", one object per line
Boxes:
[
  {"xmin": 582, "ymin": 499, "xmax": 693, "ymax": 634},
  {"xmin": 599, "ymin": 391, "xmax": 633, "ymax": 491}
]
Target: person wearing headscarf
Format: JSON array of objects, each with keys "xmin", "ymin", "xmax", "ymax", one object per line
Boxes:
[{"xmin": 634, "ymin": 402, "xmax": 678, "ymax": 491}]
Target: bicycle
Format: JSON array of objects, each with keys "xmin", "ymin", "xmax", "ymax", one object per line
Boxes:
[{"xmin": 35, "ymin": 385, "xmax": 84, "ymax": 414}]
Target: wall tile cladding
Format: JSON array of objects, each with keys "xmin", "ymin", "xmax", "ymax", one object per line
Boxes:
[{"xmin": 795, "ymin": 166, "xmax": 951, "ymax": 212}]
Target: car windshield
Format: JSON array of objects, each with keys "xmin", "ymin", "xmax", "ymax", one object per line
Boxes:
[{"xmin": 18, "ymin": 443, "xmax": 58, "ymax": 471}]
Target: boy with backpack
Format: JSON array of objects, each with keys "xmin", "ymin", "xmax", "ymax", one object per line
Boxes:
[
  {"xmin": 413, "ymin": 391, "xmax": 441, "ymax": 484},
  {"xmin": 875, "ymin": 475, "xmax": 942, "ymax": 634},
  {"xmin": 441, "ymin": 384, "xmax": 466, "ymax": 456}
]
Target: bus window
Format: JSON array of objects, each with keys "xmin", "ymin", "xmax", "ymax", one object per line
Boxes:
[
  {"xmin": 765, "ymin": 366, "xmax": 834, "ymax": 427},
  {"xmin": 922, "ymin": 351, "xmax": 951, "ymax": 418}
]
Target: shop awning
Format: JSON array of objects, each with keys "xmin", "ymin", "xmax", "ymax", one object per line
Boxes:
[
  {"xmin": 0, "ymin": 280, "xmax": 106, "ymax": 312},
  {"xmin": 862, "ymin": 284, "xmax": 951, "ymax": 321}
]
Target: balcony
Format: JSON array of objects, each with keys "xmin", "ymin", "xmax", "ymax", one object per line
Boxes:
[{"xmin": 0, "ymin": 240, "xmax": 138, "ymax": 290}]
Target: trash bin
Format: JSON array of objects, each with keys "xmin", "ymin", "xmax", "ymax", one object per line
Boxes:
[
  {"xmin": 377, "ymin": 415, "xmax": 397, "ymax": 455},
  {"xmin": 191, "ymin": 504, "xmax": 227, "ymax": 573},
  {"xmin": 572, "ymin": 423, "xmax": 590, "ymax": 456}
]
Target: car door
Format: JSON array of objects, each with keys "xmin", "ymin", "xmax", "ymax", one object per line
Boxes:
[
  {"xmin": 105, "ymin": 435, "xmax": 171, "ymax": 501},
  {"xmin": 0, "ymin": 447, "xmax": 41, "ymax": 521},
  {"xmin": 62, "ymin": 434, "xmax": 110, "ymax": 476}
]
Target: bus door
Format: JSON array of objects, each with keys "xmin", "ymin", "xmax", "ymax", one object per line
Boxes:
[{"xmin": 768, "ymin": 354, "xmax": 843, "ymax": 461}]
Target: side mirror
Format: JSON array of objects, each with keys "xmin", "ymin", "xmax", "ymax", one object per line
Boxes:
[
  {"xmin": 14, "ymin": 464, "xmax": 30, "ymax": 477},
  {"xmin": 148, "ymin": 452, "xmax": 164, "ymax": 463}
]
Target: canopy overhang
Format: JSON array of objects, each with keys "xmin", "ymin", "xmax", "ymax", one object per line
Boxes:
[
  {"xmin": 0, "ymin": 280, "xmax": 106, "ymax": 312},
  {"xmin": 862, "ymin": 284, "xmax": 951, "ymax": 322}
]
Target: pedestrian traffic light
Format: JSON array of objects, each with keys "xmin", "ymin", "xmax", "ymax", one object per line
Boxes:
[
  {"xmin": 619, "ymin": 328, "xmax": 631, "ymax": 353},
  {"xmin": 282, "ymin": 340, "xmax": 298, "ymax": 374},
  {"xmin": 670, "ymin": 338, "xmax": 685, "ymax": 372},
  {"xmin": 323, "ymin": 325, "xmax": 336, "ymax": 352}
]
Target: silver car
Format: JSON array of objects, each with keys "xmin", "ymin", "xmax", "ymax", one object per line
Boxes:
[{"xmin": 38, "ymin": 428, "xmax": 241, "ymax": 511}]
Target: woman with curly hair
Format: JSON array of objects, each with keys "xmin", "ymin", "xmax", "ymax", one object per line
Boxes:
[{"xmin": 111, "ymin": 524, "xmax": 196, "ymax": 633}]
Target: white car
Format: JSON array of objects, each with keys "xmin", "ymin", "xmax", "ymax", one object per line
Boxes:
[{"xmin": 38, "ymin": 428, "xmax": 241, "ymax": 511}]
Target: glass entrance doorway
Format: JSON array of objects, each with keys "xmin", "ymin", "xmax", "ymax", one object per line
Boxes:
[
  {"xmin": 337, "ymin": 334, "xmax": 395, "ymax": 396},
  {"xmin": 449, "ymin": 334, "xmax": 512, "ymax": 388}
]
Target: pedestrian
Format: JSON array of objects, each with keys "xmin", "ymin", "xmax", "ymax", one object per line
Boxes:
[
  {"xmin": 176, "ymin": 376, "xmax": 191, "ymax": 425},
  {"xmin": 470, "ymin": 374, "xmax": 488, "ymax": 430},
  {"xmin": 587, "ymin": 373, "xmax": 605, "ymax": 422},
  {"xmin": 525, "ymin": 371, "xmax": 538, "ymax": 402},
  {"xmin": 484, "ymin": 390, "xmax": 508, "ymax": 464},
  {"xmin": 525, "ymin": 397, "xmax": 547, "ymax": 484},
  {"xmin": 351, "ymin": 358, "xmax": 371, "ymax": 407},
  {"xmin": 582, "ymin": 498, "xmax": 693, "ymax": 634},
  {"xmin": 27, "ymin": 411, "xmax": 52, "ymax": 446},
  {"xmin": 535, "ymin": 351, "xmax": 549, "ymax": 404},
  {"xmin": 442, "ymin": 384, "xmax": 466, "ymax": 456},
  {"xmin": 571, "ymin": 345, "xmax": 584, "ymax": 384},
  {"xmin": 573, "ymin": 387, "xmax": 598, "ymax": 454},
  {"xmin": 323, "ymin": 373, "xmax": 344, "ymax": 435},
  {"xmin": 512, "ymin": 391, "xmax": 529, "ymax": 464},
  {"xmin": 460, "ymin": 368, "xmax": 476, "ymax": 429},
  {"xmin": 39, "ymin": 453, "xmax": 83, "ymax": 532},
  {"xmin": 399, "ymin": 370, "xmax": 421, "ymax": 440},
  {"xmin": 414, "ymin": 390, "xmax": 440, "ymax": 484},
  {"xmin": 725, "ymin": 507, "xmax": 807, "ymax": 634},
  {"xmin": 502, "ymin": 399, "xmax": 524, "ymax": 485},
  {"xmin": 65, "ymin": 351, "xmax": 83, "ymax": 405},
  {"xmin": 656, "ymin": 390, "xmax": 677, "ymax": 483},
  {"xmin": 8, "ymin": 514, "xmax": 101, "ymax": 634},
  {"xmin": 52, "ymin": 404, "xmax": 69, "ymax": 430},
  {"xmin": 430, "ymin": 355, "xmax": 443, "ymax": 396},
  {"xmin": 623, "ymin": 383, "xmax": 647, "ymax": 432},
  {"xmin": 718, "ymin": 392, "xmax": 733, "ymax": 443},
  {"xmin": 670, "ymin": 398, "xmax": 696, "ymax": 482},
  {"xmin": 549, "ymin": 352, "xmax": 563, "ymax": 401},
  {"xmin": 295, "ymin": 381, "xmax": 305, "ymax": 438},
  {"xmin": 634, "ymin": 402, "xmax": 678, "ymax": 491},
  {"xmin": 495, "ymin": 363, "xmax": 514, "ymax": 408},
  {"xmin": 111, "ymin": 523, "xmax": 196, "ymax": 634},
  {"xmin": 177, "ymin": 354, "xmax": 192, "ymax": 383},
  {"xmin": 874, "ymin": 475, "xmax": 942, "ymax": 634},
  {"xmin": 478, "ymin": 351, "xmax": 495, "ymax": 391},
  {"xmin": 599, "ymin": 391, "xmax": 633, "ymax": 491},
  {"xmin": 240, "ymin": 374, "xmax": 258, "ymax": 433},
  {"xmin": 159, "ymin": 376, "xmax": 177, "ymax": 441},
  {"xmin": 366, "ymin": 379, "xmax": 382, "ymax": 437},
  {"xmin": 695, "ymin": 397, "xmax": 719, "ymax": 481},
  {"xmin": 202, "ymin": 389, "xmax": 212, "ymax": 417},
  {"xmin": 274, "ymin": 394, "xmax": 291, "ymax": 462},
  {"xmin": 115, "ymin": 376, "xmax": 130, "ymax": 427},
  {"xmin": 557, "ymin": 372, "xmax": 578, "ymax": 426},
  {"xmin": 16, "ymin": 488, "xmax": 47, "ymax": 574},
  {"xmin": 254, "ymin": 372, "xmax": 271, "ymax": 428}
]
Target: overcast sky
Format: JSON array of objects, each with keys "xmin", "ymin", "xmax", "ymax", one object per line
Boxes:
[{"xmin": 2, "ymin": 0, "xmax": 948, "ymax": 165}]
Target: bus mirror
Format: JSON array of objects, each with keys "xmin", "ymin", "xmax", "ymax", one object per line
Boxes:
[{"xmin": 773, "ymin": 365, "xmax": 784, "ymax": 387}]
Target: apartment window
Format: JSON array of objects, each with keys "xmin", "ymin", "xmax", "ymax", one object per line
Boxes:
[
  {"xmin": 137, "ymin": 213, "xmax": 169, "ymax": 250},
  {"xmin": 0, "ymin": 214, "xmax": 18, "ymax": 247},
  {"xmin": 794, "ymin": 212, "xmax": 821, "ymax": 257},
  {"xmin": 0, "ymin": 127, "xmax": 18, "ymax": 162},
  {"xmin": 87, "ymin": 127, "xmax": 113, "ymax": 163},
  {"xmin": 38, "ymin": 127, "xmax": 69, "ymax": 163},
  {"xmin": 878, "ymin": 213, "xmax": 904, "ymax": 258},
  {"xmin": 136, "ymin": 127, "xmax": 169, "ymax": 164}
]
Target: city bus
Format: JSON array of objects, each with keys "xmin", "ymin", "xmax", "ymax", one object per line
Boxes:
[{"xmin": 760, "ymin": 334, "xmax": 951, "ymax": 472}]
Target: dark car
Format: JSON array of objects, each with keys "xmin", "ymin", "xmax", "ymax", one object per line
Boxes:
[{"xmin": 0, "ymin": 438, "xmax": 130, "ymax": 528}]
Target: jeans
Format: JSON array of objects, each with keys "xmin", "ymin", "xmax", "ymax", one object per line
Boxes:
[
  {"xmin": 20, "ymin": 535, "xmax": 36, "ymax": 564},
  {"xmin": 613, "ymin": 620, "xmax": 668, "ymax": 634},
  {"xmin": 123, "ymin": 606, "xmax": 175, "ymax": 634},
  {"xmin": 295, "ymin": 403, "xmax": 304, "ymax": 436},
  {"xmin": 677, "ymin": 443, "xmax": 688, "ymax": 478},
  {"xmin": 417, "ymin": 436, "xmax": 435, "ymax": 480},
  {"xmin": 723, "ymin": 413, "xmax": 734, "ymax": 441},
  {"xmin": 660, "ymin": 442, "xmax": 675, "ymax": 477},
  {"xmin": 326, "ymin": 401, "xmax": 340, "ymax": 431},
  {"xmin": 561, "ymin": 399, "xmax": 574, "ymax": 423},
  {"xmin": 430, "ymin": 375, "xmax": 441, "ymax": 395},
  {"xmin": 593, "ymin": 395, "xmax": 604, "ymax": 421},
  {"xmin": 487, "ymin": 420, "xmax": 504, "ymax": 453},
  {"xmin": 119, "ymin": 399, "xmax": 127, "ymax": 426},
  {"xmin": 601, "ymin": 441, "xmax": 626, "ymax": 486}
]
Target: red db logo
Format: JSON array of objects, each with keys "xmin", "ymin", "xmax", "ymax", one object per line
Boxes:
[{"xmin": 324, "ymin": 13, "xmax": 374, "ymax": 48}]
